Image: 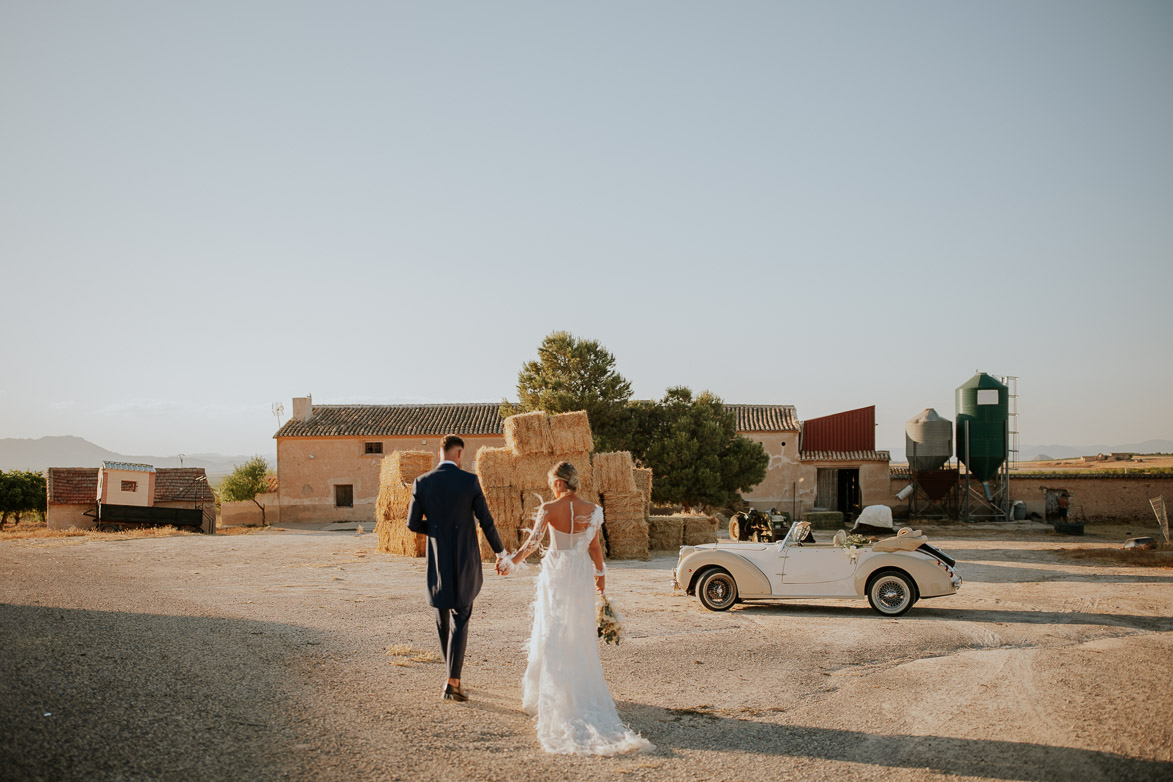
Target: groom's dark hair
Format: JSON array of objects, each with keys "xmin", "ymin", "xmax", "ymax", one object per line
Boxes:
[{"xmin": 441, "ymin": 434, "xmax": 464, "ymax": 453}]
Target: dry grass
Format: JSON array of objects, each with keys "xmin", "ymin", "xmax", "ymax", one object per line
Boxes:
[
  {"xmin": 216, "ymin": 525, "xmax": 272, "ymax": 536},
  {"xmin": 0, "ymin": 525, "xmax": 194, "ymax": 542},
  {"xmin": 1056, "ymin": 543, "xmax": 1173, "ymax": 568},
  {"xmin": 385, "ymin": 644, "xmax": 443, "ymax": 666}
]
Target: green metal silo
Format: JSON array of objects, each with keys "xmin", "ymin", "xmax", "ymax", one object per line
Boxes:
[{"xmin": 955, "ymin": 372, "xmax": 1008, "ymax": 482}]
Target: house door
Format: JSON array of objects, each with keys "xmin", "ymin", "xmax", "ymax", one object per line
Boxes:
[
  {"xmin": 335, "ymin": 484, "xmax": 354, "ymax": 508},
  {"xmin": 816, "ymin": 469, "xmax": 837, "ymax": 510},
  {"xmin": 837, "ymin": 469, "xmax": 861, "ymax": 522}
]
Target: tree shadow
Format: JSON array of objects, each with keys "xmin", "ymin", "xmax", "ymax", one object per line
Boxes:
[
  {"xmin": 0, "ymin": 603, "xmax": 324, "ymax": 781},
  {"xmin": 617, "ymin": 702, "xmax": 1172, "ymax": 781},
  {"xmin": 732, "ymin": 602, "xmax": 1173, "ymax": 632}
]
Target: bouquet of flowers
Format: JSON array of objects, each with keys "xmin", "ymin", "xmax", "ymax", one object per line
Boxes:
[{"xmin": 596, "ymin": 594, "xmax": 624, "ymax": 645}]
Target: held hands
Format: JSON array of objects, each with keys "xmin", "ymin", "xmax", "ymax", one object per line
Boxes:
[{"xmin": 495, "ymin": 551, "xmax": 512, "ymax": 576}]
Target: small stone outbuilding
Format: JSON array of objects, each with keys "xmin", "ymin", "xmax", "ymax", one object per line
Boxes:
[{"xmin": 46, "ymin": 465, "xmax": 216, "ymax": 533}]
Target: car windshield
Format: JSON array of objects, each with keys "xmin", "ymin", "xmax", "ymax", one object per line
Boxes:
[{"xmin": 782, "ymin": 521, "xmax": 812, "ymax": 546}]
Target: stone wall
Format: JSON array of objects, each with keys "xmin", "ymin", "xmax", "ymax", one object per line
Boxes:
[
  {"xmin": 46, "ymin": 504, "xmax": 94, "ymax": 531},
  {"xmin": 883, "ymin": 471, "xmax": 1173, "ymax": 523},
  {"xmin": 220, "ymin": 492, "xmax": 279, "ymax": 527},
  {"xmin": 1005, "ymin": 474, "xmax": 1173, "ymax": 523},
  {"xmin": 275, "ymin": 435, "xmax": 505, "ymax": 524}
]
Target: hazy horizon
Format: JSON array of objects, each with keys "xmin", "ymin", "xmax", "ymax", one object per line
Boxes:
[{"xmin": 3, "ymin": 2, "xmax": 1171, "ymax": 456}]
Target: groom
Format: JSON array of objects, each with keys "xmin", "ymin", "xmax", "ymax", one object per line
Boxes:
[{"xmin": 406, "ymin": 435, "xmax": 508, "ymax": 702}]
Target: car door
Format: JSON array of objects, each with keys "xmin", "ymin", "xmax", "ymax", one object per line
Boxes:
[{"xmin": 778, "ymin": 546, "xmax": 858, "ymax": 596}]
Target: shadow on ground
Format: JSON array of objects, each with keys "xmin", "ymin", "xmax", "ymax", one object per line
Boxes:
[
  {"xmin": 732, "ymin": 602, "xmax": 1173, "ymax": 632},
  {"xmin": 619, "ymin": 701, "xmax": 1172, "ymax": 782},
  {"xmin": 0, "ymin": 604, "xmax": 324, "ymax": 781}
]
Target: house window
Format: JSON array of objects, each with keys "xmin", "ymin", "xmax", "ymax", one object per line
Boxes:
[
  {"xmin": 121, "ymin": 480, "xmax": 137, "ymax": 492},
  {"xmin": 335, "ymin": 484, "xmax": 354, "ymax": 508},
  {"xmin": 364, "ymin": 442, "xmax": 383, "ymax": 455}
]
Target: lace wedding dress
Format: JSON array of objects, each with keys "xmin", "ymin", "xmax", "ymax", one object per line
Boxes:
[{"xmin": 515, "ymin": 501, "xmax": 653, "ymax": 756}]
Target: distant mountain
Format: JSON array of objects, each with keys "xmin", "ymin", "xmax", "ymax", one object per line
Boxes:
[
  {"xmin": 0, "ymin": 436, "xmax": 272, "ymax": 478},
  {"xmin": 885, "ymin": 438, "xmax": 1173, "ymax": 464},
  {"xmin": 1016, "ymin": 439, "xmax": 1173, "ymax": 461}
]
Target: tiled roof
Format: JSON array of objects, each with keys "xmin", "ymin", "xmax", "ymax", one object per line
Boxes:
[
  {"xmin": 154, "ymin": 468, "xmax": 216, "ymax": 503},
  {"xmin": 799, "ymin": 450, "xmax": 891, "ymax": 462},
  {"xmin": 101, "ymin": 461, "xmax": 155, "ymax": 472},
  {"xmin": 275, "ymin": 403, "xmax": 506, "ymax": 438},
  {"xmin": 47, "ymin": 467, "xmax": 215, "ymax": 505},
  {"xmin": 726, "ymin": 404, "xmax": 799, "ymax": 432},
  {"xmin": 273, "ymin": 402, "xmax": 802, "ymax": 438},
  {"xmin": 46, "ymin": 468, "xmax": 99, "ymax": 505}
]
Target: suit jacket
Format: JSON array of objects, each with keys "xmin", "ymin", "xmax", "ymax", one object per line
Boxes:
[{"xmin": 406, "ymin": 462, "xmax": 505, "ymax": 609}]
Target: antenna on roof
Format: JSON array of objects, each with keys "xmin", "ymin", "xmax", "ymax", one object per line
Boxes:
[{"xmin": 272, "ymin": 402, "xmax": 285, "ymax": 428}]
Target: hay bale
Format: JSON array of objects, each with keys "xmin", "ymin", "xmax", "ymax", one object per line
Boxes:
[
  {"xmin": 504, "ymin": 411, "xmax": 553, "ymax": 455},
  {"xmin": 804, "ymin": 510, "xmax": 845, "ymax": 530},
  {"xmin": 648, "ymin": 516, "xmax": 684, "ymax": 550},
  {"xmin": 512, "ymin": 453, "xmax": 554, "ymax": 490},
  {"xmin": 604, "ymin": 517, "xmax": 649, "ymax": 560},
  {"xmin": 681, "ymin": 515, "xmax": 719, "ymax": 546},
  {"xmin": 483, "ymin": 486, "xmax": 524, "ymax": 529},
  {"xmin": 376, "ymin": 457, "xmax": 418, "ymax": 522},
  {"xmin": 632, "ymin": 468, "xmax": 653, "ymax": 517},
  {"xmin": 592, "ymin": 451, "xmax": 637, "ymax": 494},
  {"xmin": 549, "ymin": 411, "xmax": 593, "ymax": 453},
  {"xmin": 476, "ymin": 488, "xmax": 525, "ymax": 563},
  {"xmin": 474, "ymin": 446, "xmax": 518, "ymax": 489},
  {"xmin": 377, "ymin": 517, "xmax": 427, "ymax": 557},
  {"xmin": 602, "ymin": 491, "xmax": 644, "ymax": 522},
  {"xmin": 387, "ymin": 450, "xmax": 434, "ymax": 483}
]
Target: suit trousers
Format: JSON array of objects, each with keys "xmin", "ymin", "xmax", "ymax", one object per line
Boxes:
[{"xmin": 434, "ymin": 604, "xmax": 474, "ymax": 680}]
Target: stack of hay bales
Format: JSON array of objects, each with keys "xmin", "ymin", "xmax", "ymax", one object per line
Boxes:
[
  {"xmin": 474, "ymin": 411, "xmax": 600, "ymax": 562},
  {"xmin": 375, "ymin": 451, "xmax": 435, "ymax": 556},
  {"xmin": 681, "ymin": 514, "xmax": 719, "ymax": 545},
  {"xmin": 648, "ymin": 515, "xmax": 685, "ymax": 550},
  {"xmin": 594, "ymin": 451, "xmax": 649, "ymax": 560},
  {"xmin": 645, "ymin": 513, "xmax": 717, "ymax": 549}
]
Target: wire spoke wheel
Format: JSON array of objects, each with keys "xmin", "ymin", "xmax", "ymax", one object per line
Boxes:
[
  {"xmin": 868, "ymin": 572, "xmax": 916, "ymax": 616},
  {"xmin": 697, "ymin": 570, "xmax": 738, "ymax": 611}
]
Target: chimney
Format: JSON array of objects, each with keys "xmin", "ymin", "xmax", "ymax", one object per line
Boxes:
[{"xmin": 292, "ymin": 394, "xmax": 313, "ymax": 422}]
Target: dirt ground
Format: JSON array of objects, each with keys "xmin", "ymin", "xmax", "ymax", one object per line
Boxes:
[{"xmin": 2, "ymin": 524, "xmax": 1171, "ymax": 781}]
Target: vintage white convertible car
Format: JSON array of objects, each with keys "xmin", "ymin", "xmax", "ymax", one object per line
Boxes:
[{"xmin": 673, "ymin": 521, "xmax": 961, "ymax": 616}]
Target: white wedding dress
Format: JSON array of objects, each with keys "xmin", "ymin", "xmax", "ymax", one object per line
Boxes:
[{"xmin": 516, "ymin": 501, "xmax": 653, "ymax": 756}]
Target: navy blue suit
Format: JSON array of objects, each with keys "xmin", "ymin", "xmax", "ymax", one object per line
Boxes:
[{"xmin": 406, "ymin": 461, "xmax": 505, "ymax": 680}]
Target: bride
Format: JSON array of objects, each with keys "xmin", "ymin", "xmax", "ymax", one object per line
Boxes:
[{"xmin": 500, "ymin": 461, "xmax": 653, "ymax": 756}]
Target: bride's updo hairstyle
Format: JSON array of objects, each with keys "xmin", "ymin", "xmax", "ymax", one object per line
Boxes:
[{"xmin": 548, "ymin": 461, "xmax": 580, "ymax": 492}]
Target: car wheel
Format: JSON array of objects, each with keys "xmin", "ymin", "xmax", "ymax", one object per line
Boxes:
[
  {"xmin": 697, "ymin": 569, "xmax": 738, "ymax": 611},
  {"xmin": 729, "ymin": 517, "xmax": 741, "ymax": 541},
  {"xmin": 867, "ymin": 571, "xmax": 917, "ymax": 616}
]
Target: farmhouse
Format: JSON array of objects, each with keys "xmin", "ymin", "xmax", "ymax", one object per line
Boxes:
[
  {"xmin": 46, "ymin": 463, "xmax": 217, "ymax": 532},
  {"xmin": 272, "ymin": 395, "xmax": 890, "ymax": 524}
]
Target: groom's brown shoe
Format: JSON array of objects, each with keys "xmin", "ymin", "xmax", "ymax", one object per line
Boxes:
[{"xmin": 442, "ymin": 684, "xmax": 468, "ymax": 702}]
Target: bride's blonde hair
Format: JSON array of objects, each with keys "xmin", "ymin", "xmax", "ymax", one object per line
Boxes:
[{"xmin": 548, "ymin": 461, "xmax": 580, "ymax": 492}]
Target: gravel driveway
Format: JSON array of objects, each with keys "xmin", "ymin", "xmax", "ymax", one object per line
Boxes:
[{"xmin": 2, "ymin": 528, "xmax": 1171, "ymax": 781}]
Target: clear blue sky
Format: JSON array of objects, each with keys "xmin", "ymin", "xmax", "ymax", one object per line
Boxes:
[{"xmin": 2, "ymin": 1, "xmax": 1170, "ymax": 457}]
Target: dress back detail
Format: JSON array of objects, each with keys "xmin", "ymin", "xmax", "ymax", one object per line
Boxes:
[{"xmin": 544, "ymin": 500, "xmax": 603, "ymax": 553}]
